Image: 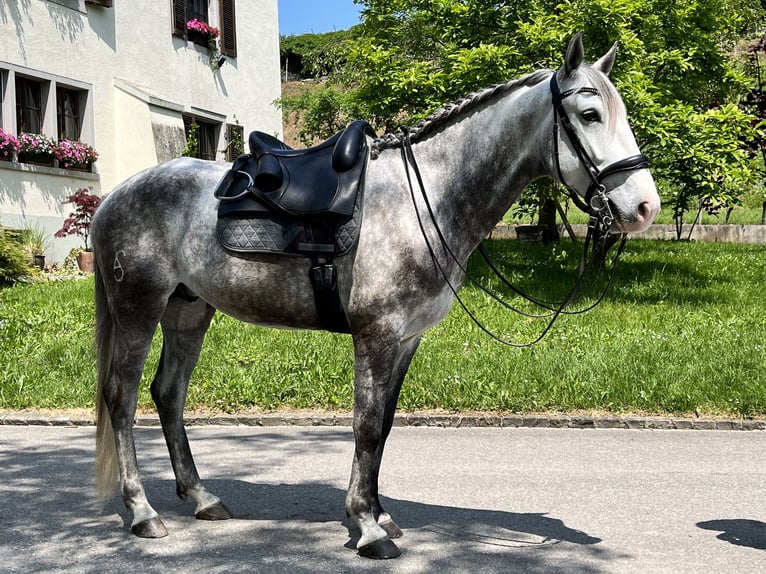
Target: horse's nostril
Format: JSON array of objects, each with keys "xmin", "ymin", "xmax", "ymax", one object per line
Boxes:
[{"xmin": 637, "ymin": 201, "xmax": 651, "ymax": 221}]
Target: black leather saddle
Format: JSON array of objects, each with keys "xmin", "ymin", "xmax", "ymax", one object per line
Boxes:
[
  {"xmin": 216, "ymin": 120, "xmax": 375, "ymax": 222},
  {"xmin": 213, "ymin": 120, "xmax": 376, "ymax": 334}
]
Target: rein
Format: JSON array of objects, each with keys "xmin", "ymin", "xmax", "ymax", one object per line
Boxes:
[{"xmin": 398, "ymin": 70, "xmax": 652, "ymax": 347}]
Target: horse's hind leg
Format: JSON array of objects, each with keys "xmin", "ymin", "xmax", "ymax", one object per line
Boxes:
[
  {"xmin": 151, "ymin": 294, "xmax": 231, "ymax": 521},
  {"xmin": 99, "ymin": 298, "xmax": 169, "ymax": 538}
]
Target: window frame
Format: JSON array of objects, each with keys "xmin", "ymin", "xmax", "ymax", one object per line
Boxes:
[
  {"xmin": 16, "ymin": 75, "xmax": 46, "ymax": 135},
  {"xmin": 0, "ymin": 62, "xmax": 95, "ymax": 170},
  {"xmin": 56, "ymin": 85, "xmax": 85, "ymax": 141},
  {"xmin": 183, "ymin": 113, "xmax": 221, "ymax": 161}
]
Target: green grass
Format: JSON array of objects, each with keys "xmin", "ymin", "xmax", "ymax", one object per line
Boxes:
[{"xmin": 1, "ymin": 239, "xmax": 764, "ymax": 417}]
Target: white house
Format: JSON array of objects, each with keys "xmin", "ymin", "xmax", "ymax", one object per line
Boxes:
[{"xmin": 0, "ymin": 0, "xmax": 282, "ymax": 262}]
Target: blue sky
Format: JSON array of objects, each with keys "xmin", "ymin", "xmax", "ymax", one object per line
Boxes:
[{"xmin": 278, "ymin": 0, "xmax": 363, "ymax": 36}]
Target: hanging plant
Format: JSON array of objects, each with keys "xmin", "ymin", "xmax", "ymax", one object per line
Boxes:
[{"xmin": 186, "ymin": 19, "xmax": 223, "ymax": 71}]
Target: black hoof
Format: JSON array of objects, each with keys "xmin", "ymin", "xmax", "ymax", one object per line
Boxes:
[
  {"xmin": 379, "ymin": 517, "xmax": 403, "ymax": 539},
  {"xmin": 196, "ymin": 501, "xmax": 233, "ymax": 521},
  {"xmin": 131, "ymin": 517, "xmax": 168, "ymax": 538},
  {"xmin": 358, "ymin": 537, "xmax": 401, "ymax": 559}
]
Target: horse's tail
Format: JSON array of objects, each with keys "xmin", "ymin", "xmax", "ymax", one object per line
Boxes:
[{"xmin": 94, "ymin": 260, "xmax": 118, "ymax": 497}]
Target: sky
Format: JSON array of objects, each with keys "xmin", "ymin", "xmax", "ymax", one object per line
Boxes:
[{"xmin": 278, "ymin": 0, "xmax": 363, "ymax": 36}]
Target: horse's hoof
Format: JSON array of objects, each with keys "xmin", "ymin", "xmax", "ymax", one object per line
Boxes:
[
  {"xmin": 379, "ymin": 517, "xmax": 403, "ymax": 539},
  {"xmin": 131, "ymin": 517, "xmax": 168, "ymax": 538},
  {"xmin": 196, "ymin": 501, "xmax": 232, "ymax": 521},
  {"xmin": 358, "ymin": 538, "xmax": 401, "ymax": 559}
]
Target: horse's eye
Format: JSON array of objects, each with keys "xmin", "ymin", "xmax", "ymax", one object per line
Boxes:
[{"xmin": 582, "ymin": 109, "xmax": 601, "ymax": 123}]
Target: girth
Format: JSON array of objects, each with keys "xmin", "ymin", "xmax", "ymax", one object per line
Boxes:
[{"xmin": 213, "ymin": 120, "xmax": 376, "ymax": 333}]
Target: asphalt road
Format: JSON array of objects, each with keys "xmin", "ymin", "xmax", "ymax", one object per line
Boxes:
[{"xmin": 1, "ymin": 424, "xmax": 764, "ymax": 573}]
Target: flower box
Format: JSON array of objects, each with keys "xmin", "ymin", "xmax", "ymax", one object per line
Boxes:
[{"xmin": 18, "ymin": 151, "xmax": 55, "ymax": 167}]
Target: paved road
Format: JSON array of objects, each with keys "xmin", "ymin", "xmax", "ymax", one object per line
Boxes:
[{"xmin": 1, "ymin": 424, "xmax": 764, "ymax": 573}]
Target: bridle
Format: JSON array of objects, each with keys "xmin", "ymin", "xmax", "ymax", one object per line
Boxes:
[
  {"xmin": 398, "ymin": 70, "xmax": 652, "ymax": 347},
  {"xmin": 549, "ymin": 71, "xmax": 649, "ymax": 231}
]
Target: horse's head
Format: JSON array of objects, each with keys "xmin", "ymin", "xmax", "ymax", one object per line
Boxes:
[{"xmin": 549, "ymin": 34, "xmax": 660, "ymax": 233}]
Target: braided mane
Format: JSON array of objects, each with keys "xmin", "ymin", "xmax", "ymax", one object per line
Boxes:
[{"xmin": 371, "ymin": 69, "xmax": 552, "ymax": 158}]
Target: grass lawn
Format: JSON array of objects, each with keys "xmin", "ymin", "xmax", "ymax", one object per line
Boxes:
[{"xmin": 1, "ymin": 239, "xmax": 764, "ymax": 417}]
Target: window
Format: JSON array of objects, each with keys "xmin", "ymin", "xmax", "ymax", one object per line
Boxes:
[
  {"xmin": 172, "ymin": 0, "xmax": 237, "ymax": 58},
  {"xmin": 186, "ymin": 0, "xmax": 208, "ymax": 23},
  {"xmin": 57, "ymin": 87, "xmax": 83, "ymax": 141},
  {"xmin": 16, "ymin": 77, "xmax": 44, "ymax": 134},
  {"xmin": 1, "ymin": 63, "xmax": 95, "ymax": 170},
  {"xmin": 183, "ymin": 114, "xmax": 220, "ymax": 161}
]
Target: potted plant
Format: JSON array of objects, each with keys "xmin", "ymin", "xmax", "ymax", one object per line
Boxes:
[
  {"xmin": 55, "ymin": 139, "xmax": 98, "ymax": 171},
  {"xmin": 18, "ymin": 224, "xmax": 52, "ymax": 270},
  {"xmin": 54, "ymin": 186, "xmax": 102, "ymax": 272},
  {"xmin": 0, "ymin": 128, "xmax": 20, "ymax": 161},
  {"xmin": 18, "ymin": 132, "xmax": 56, "ymax": 166}
]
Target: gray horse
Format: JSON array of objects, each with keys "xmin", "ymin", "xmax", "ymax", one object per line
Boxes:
[{"xmin": 93, "ymin": 34, "xmax": 660, "ymax": 559}]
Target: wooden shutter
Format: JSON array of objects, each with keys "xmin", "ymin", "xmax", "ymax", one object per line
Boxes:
[
  {"xmin": 172, "ymin": 0, "xmax": 188, "ymax": 38},
  {"xmin": 225, "ymin": 123, "xmax": 244, "ymax": 161},
  {"xmin": 219, "ymin": 0, "xmax": 237, "ymax": 58}
]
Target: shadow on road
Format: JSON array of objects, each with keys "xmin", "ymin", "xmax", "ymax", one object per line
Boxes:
[{"xmin": 697, "ymin": 519, "xmax": 766, "ymax": 550}]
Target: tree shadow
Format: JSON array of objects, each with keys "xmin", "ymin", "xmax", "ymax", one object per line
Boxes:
[{"xmin": 697, "ymin": 519, "xmax": 766, "ymax": 550}]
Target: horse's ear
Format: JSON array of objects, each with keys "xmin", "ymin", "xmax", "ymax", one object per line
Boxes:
[
  {"xmin": 593, "ymin": 42, "xmax": 618, "ymax": 76},
  {"xmin": 564, "ymin": 32, "xmax": 585, "ymax": 77}
]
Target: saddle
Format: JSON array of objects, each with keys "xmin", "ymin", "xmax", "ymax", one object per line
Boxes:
[
  {"xmin": 213, "ymin": 120, "xmax": 376, "ymax": 333},
  {"xmin": 216, "ymin": 119, "xmax": 375, "ymax": 224}
]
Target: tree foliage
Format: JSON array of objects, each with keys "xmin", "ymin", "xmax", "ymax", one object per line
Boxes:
[{"xmin": 281, "ymin": 0, "xmax": 766, "ymax": 228}]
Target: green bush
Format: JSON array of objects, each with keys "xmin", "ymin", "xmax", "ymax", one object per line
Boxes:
[{"xmin": 0, "ymin": 226, "xmax": 32, "ymax": 286}]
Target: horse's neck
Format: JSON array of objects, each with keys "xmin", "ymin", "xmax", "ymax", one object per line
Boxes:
[{"xmin": 407, "ymin": 81, "xmax": 550, "ymax": 259}]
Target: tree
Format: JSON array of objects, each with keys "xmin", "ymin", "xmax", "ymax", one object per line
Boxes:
[{"xmin": 284, "ymin": 0, "xmax": 765, "ymax": 236}]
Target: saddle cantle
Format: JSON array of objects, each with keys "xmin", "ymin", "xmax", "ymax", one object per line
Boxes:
[{"xmin": 213, "ymin": 120, "xmax": 376, "ymax": 333}]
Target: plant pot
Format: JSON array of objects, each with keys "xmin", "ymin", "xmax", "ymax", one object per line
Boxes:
[
  {"xmin": 187, "ymin": 29, "xmax": 211, "ymax": 47},
  {"xmin": 515, "ymin": 224, "xmax": 545, "ymax": 243},
  {"xmin": 77, "ymin": 250, "xmax": 95, "ymax": 273},
  {"xmin": 18, "ymin": 152, "xmax": 55, "ymax": 167},
  {"xmin": 33, "ymin": 254, "xmax": 46, "ymax": 270}
]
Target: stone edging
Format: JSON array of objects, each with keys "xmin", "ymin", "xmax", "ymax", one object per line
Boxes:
[{"xmin": 1, "ymin": 411, "xmax": 764, "ymax": 431}]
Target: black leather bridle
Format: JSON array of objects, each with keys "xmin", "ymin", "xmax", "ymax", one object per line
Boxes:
[{"xmin": 550, "ymin": 72, "xmax": 650, "ymax": 230}]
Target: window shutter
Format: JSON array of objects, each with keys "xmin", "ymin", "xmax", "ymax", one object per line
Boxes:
[
  {"xmin": 172, "ymin": 0, "xmax": 187, "ymax": 38},
  {"xmin": 219, "ymin": 0, "xmax": 237, "ymax": 58},
  {"xmin": 225, "ymin": 123, "xmax": 244, "ymax": 161}
]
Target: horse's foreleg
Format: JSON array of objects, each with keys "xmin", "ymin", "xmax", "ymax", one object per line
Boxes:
[
  {"xmin": 370, "ymin": 335, "xmax": 421, "ymax": 540},
  {"xmin": 346, "ymin": 334, "xmax": 421, "ymax": 559},
  {"xmin": 151, "ymin": 297, "xmax": 231, "ymax": 521}
]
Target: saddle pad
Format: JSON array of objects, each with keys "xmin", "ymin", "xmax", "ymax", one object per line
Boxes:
[{"xmin": 217, "ymin": 198, "xmax": 362, "ymax": 256}]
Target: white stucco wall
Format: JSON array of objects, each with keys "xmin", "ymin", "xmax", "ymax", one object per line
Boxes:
[{"xmin": 0, "ymin": 0, "xmax": 282, "ymax": 262}]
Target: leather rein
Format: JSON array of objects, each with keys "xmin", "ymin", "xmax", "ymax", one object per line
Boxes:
[{"xmin": 399, "ymin": 70, "xmax": 651, "ymax": 347}]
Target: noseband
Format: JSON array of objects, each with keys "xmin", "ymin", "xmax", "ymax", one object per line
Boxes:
[{"xmin": 550, "ymin": 72, "xmax": 649, "ymax": 229}]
